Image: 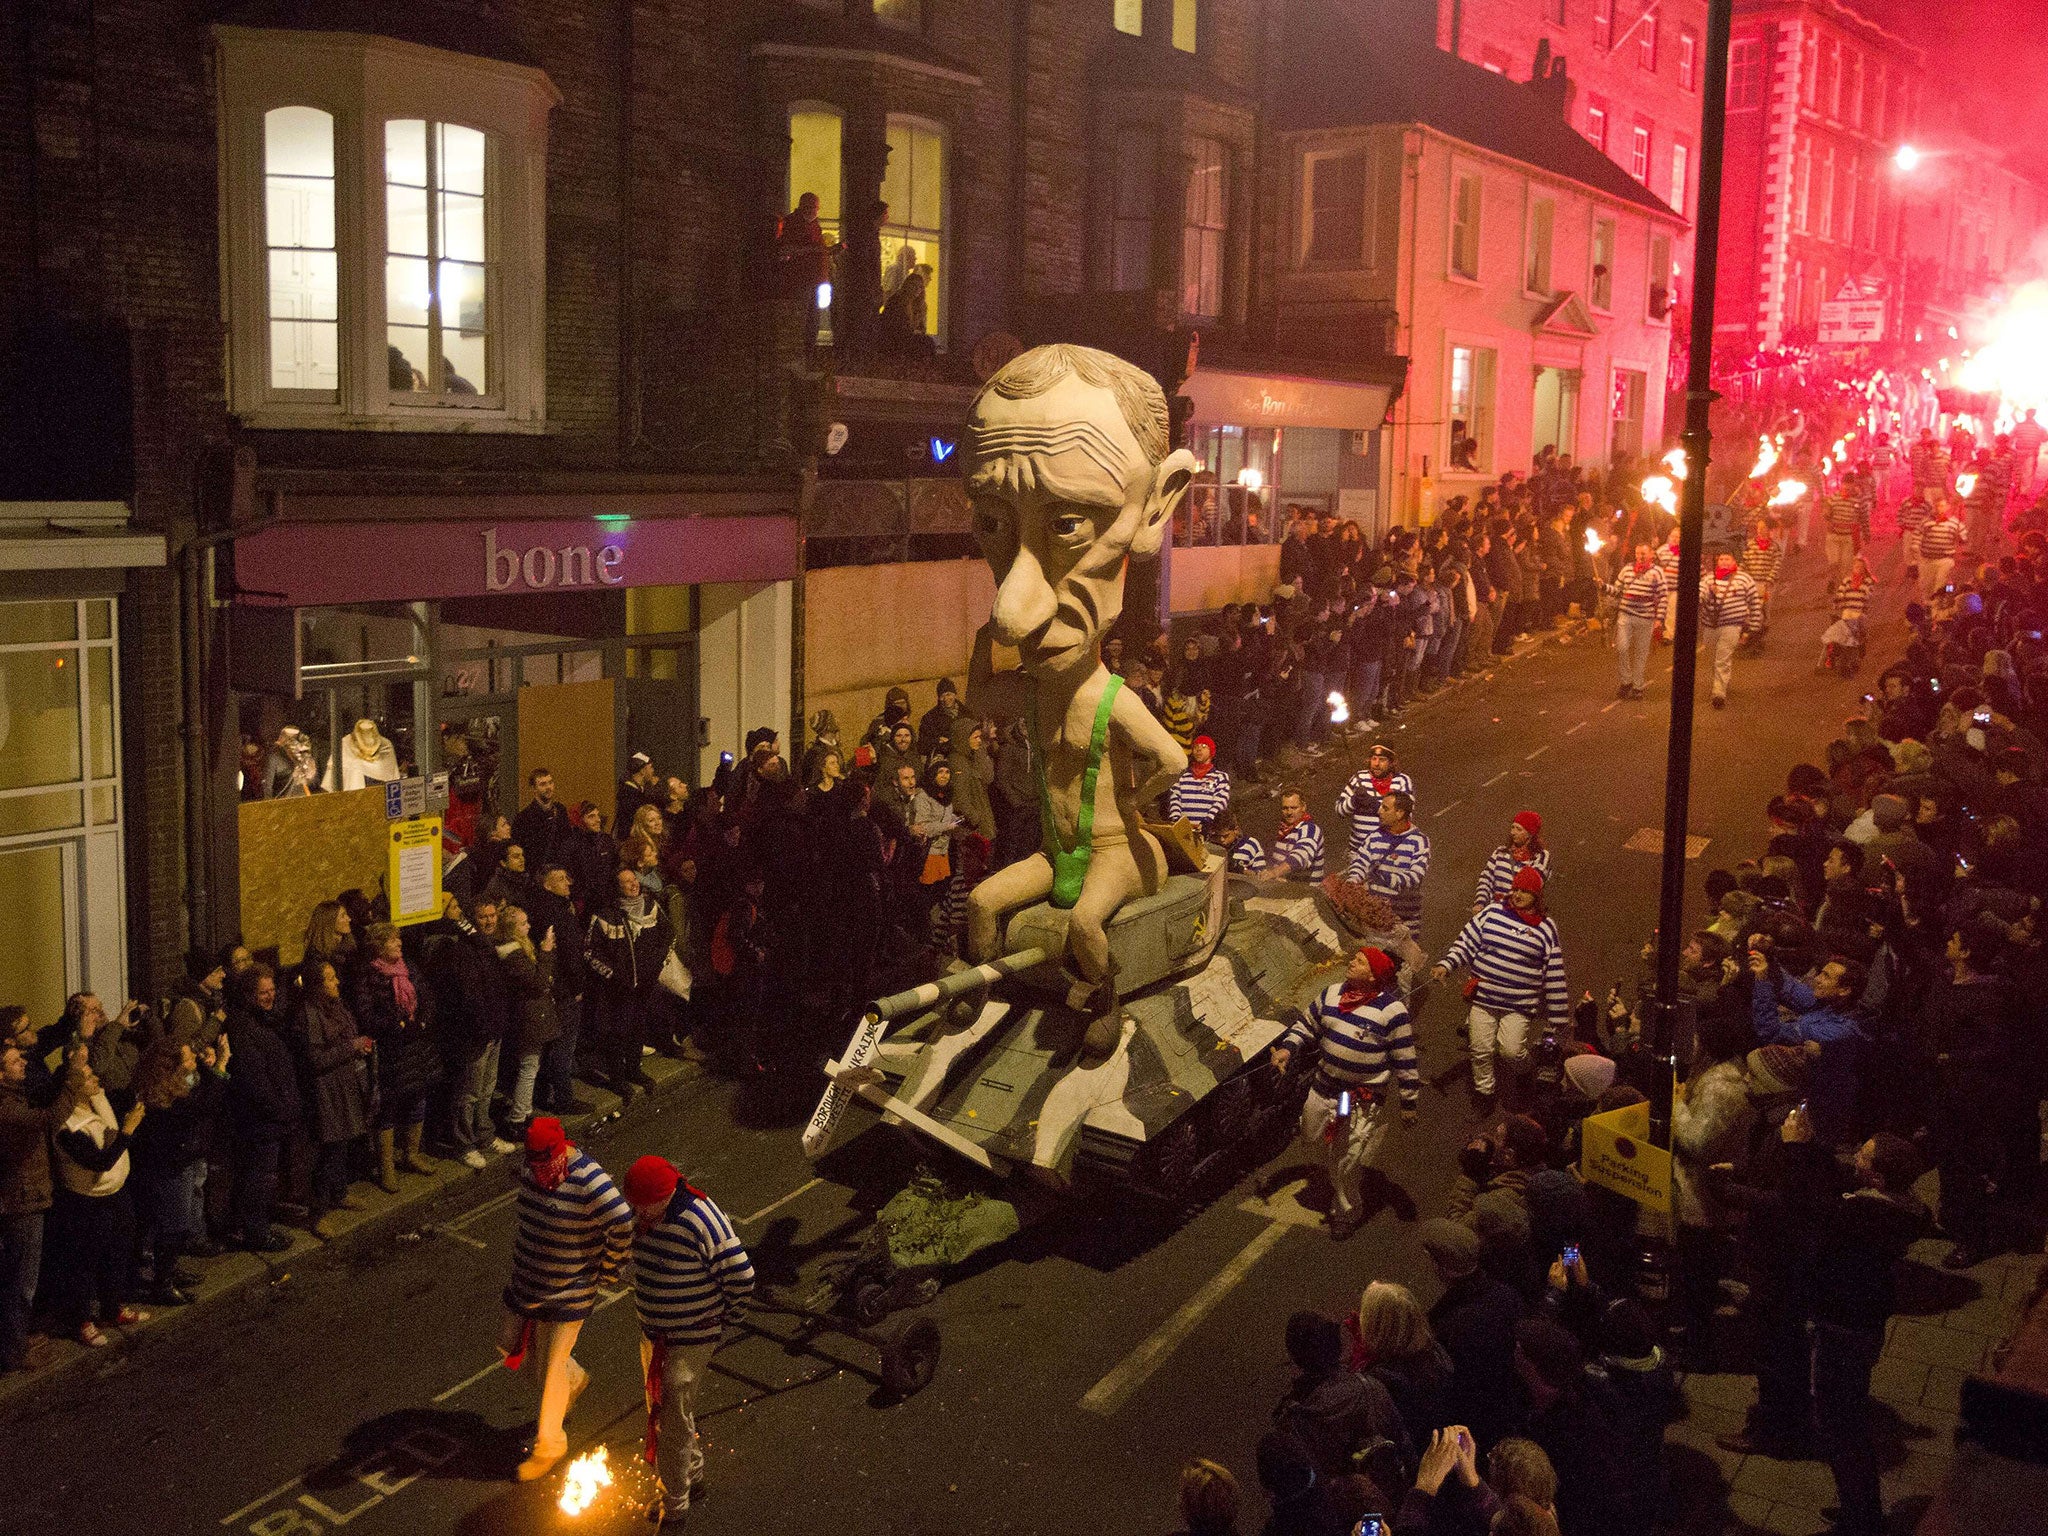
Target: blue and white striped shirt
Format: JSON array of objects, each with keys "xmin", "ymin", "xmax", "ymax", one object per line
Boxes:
[
  {"xmin": 1272, "ymin": 819, "xmax": 1327, "ymax": 880},
  {"xmin": 1699, "ymin": 570, "xmax": 1762, "ymax": 631},
  {"xmin": 1610, "ymin": 563, "xmax": 1668, "ymax": 621},
  {"xmin": 632, "ymin": 1187, "xmax": 756, "ymax": 1345},
  {"xmin": 1472, "ymin": 845, "xmax": 1553, "ymax": 911},
  {"xmin": 1168, "ymin": 768, "xmax": 1232, "ymax": 828},
  {"xmin": 1279, "ymin": 981, "xmax": 1420, "ymax": 1105},
  {"xmin": 1336, "ymin": 769, "xmax": 1416, "ymax": 849},
  {"xmin": 1917, "ymin": 518, "xmax": 1962, "ymax": 559},
  {"xmin": 1439, "ymin": 904, "xmax": 1570, "ymax": 1022},
  {"xmin": 505, "ymin": 1152, "xmax": 634, "ymax": 1322},
  {"xmin": 1229, "ymin": 836, "xmax": 1268, "ymax": 873},
  {"xmin": 1345, "ymin": 826, "xmax": 1430, "ymax": 923}
]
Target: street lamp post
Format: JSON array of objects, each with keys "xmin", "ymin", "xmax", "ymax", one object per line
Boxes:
[{"xmin": 1650, "ymin": 0, "xmax": 1736, "ymax": 1146}]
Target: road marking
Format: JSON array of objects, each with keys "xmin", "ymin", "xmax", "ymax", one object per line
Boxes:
[
  {"xmin": 428, "ymin": 1224, "xmax": 487, "ymax": 1250},
  {"xmin": 1525, "ymin": 743, "xmax": 1553, "ymax": 761},
  {"xmin": 738, "ymin": 1177, "xmax": 825, "ymax": 1227},
  {"xmin": 1565, "ymin": 721, "xmax": 1587, "ymax": 735},
  {"xmin": 1079, "ymin": 1220, "xmax": 1292, "ymax": 1416},
  {"xmin": 443, "ymin": 1189, "xmax": 519, "ymax": 1232},
  {"xmin": 223, "ymin": 1476, "xmax": 304, "ymax": 1525},
  {"xmin": 431, "ymin": 1357, "xmax": 506, "ymax": 1405},
  {"xmin": 1433, "ymin": 798, "xmax": 1464, "ymax": 819},
  {"xmin": 1483, "ymin": 770, "xmax": 1510, "ymax": 787},
  {"xmin": 1601, "ymin": 701, "xmax": 1619, "ymax": 713}
]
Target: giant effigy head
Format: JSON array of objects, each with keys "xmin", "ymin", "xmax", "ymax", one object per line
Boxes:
[{"xmin": 961, "ymin": 344, "xmax": 1197, "ymax": 668}]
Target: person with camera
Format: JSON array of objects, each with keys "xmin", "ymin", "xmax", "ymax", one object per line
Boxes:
[
  {"xmin": 1432, "ymin": 867, "xmax": 1569, "ymax": 1111},
  {"xmin": 1267, "ymin": 945, "xmax": 1420, "ymax": 1241},
  {"xmin": 0, "ymin": 1038, "xmax": 78, "ymax": 1370},
  {"xmin": 1746, "ymin": 948, "xmax": 1868, "ymax": 1147}
]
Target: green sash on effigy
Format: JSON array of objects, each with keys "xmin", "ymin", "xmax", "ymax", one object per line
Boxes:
[{"xmin": 1030, "ymin": 674, "xmax": 1122, "ymax": 910}]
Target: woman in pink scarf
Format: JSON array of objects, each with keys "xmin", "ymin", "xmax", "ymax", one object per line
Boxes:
[{"xmin": 352, "ymin": 922, "xmax": 442, "ymax": 1192}]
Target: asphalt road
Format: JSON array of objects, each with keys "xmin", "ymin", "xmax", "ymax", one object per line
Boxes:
[{"xmin": 0, "ymin": 544, "xmax": 1896, "ymax": 1536}]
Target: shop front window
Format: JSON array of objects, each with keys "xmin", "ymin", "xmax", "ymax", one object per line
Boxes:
[{"xmin": 1182, "ymin": 425, "xmax": 1278, "ymax": 545}]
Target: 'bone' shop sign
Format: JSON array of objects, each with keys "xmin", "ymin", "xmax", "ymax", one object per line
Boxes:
[{"xmin": 482, "ymin": 525, "xmax": 626, "ymax": 591}]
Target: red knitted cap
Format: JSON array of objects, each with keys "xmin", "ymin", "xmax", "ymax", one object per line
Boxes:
[
  {"xmin": 624, "ymin": 1154, "xmax": 680, "ymax": 1206},
  {"xmin": 525, "ymin": 1117, "xmax": 568, "ymax": 1158},
  {"xmin": 1511, "ymin": 866, "xmax": 1547, "ymax": 894},
  {"xmin": 1359, "ymin": 946, "xmax": 1398, "ymax": 984},
  {"xmin": 1512, "ymin": 810, "xmax": 1542, "ymax": 837}
]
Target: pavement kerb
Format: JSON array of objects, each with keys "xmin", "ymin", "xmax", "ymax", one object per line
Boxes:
[{"xmin": 0, "ymin": 1051, "xmax": 709, "ymax": 1415}]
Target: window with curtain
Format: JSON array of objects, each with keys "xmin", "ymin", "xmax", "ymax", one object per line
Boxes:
[
  {"xmin": 264, "ymin": 106, "xmax": 339, "ymax": 397},
  {"xmin": 1611, "ymin": 368, "xmax": 1646, "ymax": 459},
  {"xmin": 1304, "ymin": 149, "xmax": 1369, "ymax": 266},
  {"xmin": 384, "ymin": 120, "xmax": 492, "ymax": 398},
  {"xmin": 1647, "ymin": 231, "xmax": 1673, "ymax": 320},
  {"xmin": 881, "ymin": 116, "xmax": 946, "ymax": 341},
  {"xmin": 1182, "ymin": 137, "xmax": 1225, "ymax": 319},
  {"xmin": 1111, "ymin": 127, "xmax": 1156, "ymax": 291},
  {"xmin": 1525, "ymin": 196, "xmax": 1555, "ymax": 295},
  {"xmin": 1590, "ymin": 216, "xmax": 1616, "ymax": 310},
  {"xmin": 1449, "ymin": 346, "xmax": 1497, "ymax": 471},
  {"xmin": 1451, "ymin": 171, "xmax": 1481, "ymax": 278},
  {"xmin": 1173, "ymin": 0, "xmax": 1197, "ymax": 52}
]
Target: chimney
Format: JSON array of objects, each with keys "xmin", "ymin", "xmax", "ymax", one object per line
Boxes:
[{"xmin": 1529, "ymin": 46, "xmax": 1572, "ymax": 118}]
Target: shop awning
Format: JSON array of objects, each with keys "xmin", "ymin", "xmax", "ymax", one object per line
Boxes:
[
  {"xmin": 1182, "ymin": 368, "xmax": 1396, "ymax": 432},
  {"xmin": 0, "ymin": 502, "xmax": 167, "ymax": 571}
]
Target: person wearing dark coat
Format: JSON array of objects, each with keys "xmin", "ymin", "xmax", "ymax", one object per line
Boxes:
[
  {"xmin": 1351, "ymin": 1281, "xmax": 1456, "ymax": 1449},
  {"xmin": 917, "ymin": 678, "xmax": 964, "ymax": 759},
  {"xmin": 1920, "ymin": 920, "xmax": 2016, "ymax": 1267},
  {"xmin": 355, "ymin": 922, "xmax": 440, "ymax": 1192},
  {"xmin": 1273, "ymin": 1311, "xmax": 1411, "ymax": 1479},
  {"xmin": 510, "ymin": 768, "xmax": 574, "ymax": 870},
  {"xmin": 422, "ymin": 897, "xmax": 513, "ymax": 1167},
  {"xmin": 527, "ymin": 867, "xmax": 586, "ymax": 1114},
  {"xmin": 1510, "ymin": 1316, "xmax": 1629, "ymax": 1536},
  {"xmin": 495, "ymin": 905, "xmax": 561, "ymax": 1137},
  {"xmin": 584, "ymin": 865, "xmax": 674, "ymax": 1096},
  {"xmin": 0, "ymin": 1041, "xmax": 74, "ymax": 1369},
  {"xmin": 1421, "ymin": 1218, "xmax": 1526, "ymax": 1451},
  {"xmin": 295, "ymin": 960, "xmax": 371, "ymax": 1237},
  {"xmin": 563, "ymin": 802, "xmax": 619, "ymax": 918},
  {"xmin": 223, "ymin": 965, "xmax": 301, "ymax": 1253},
  {"xmin": 129, "ymin": 1038, "xmax": 227, "ymax": 1303}
]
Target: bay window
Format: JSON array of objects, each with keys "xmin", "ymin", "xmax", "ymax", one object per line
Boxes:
[
  {"xmin": 216, "ymin": 26, "xmax": 557, "ymax": 430},
  {"xmin": 1182, "ymin": 137, "xmax": 1226, "ymax": 319},
  {"xmin": 1303, "ymin": 148, "xmax": 1370, "ymax": 267},
  {"xmin": 882, "ymin": 115, "xmax": 947, "ymax": 343},
  {"xmin": 1112, "ymin": 127, "xmax": 1157, "ymax": 291}
]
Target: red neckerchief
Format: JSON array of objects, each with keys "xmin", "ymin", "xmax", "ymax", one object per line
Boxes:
[
  {"xmin": 1189, "ymin": 759, "xmax": 1214, "ymax": 779},
  {"xmin": 1503, "ymin": 896, "xmax": 1544, "ymax": 925},
  {"xmin": 1633, "ymin": 558, "xmax": 1653, "ymax": 574},
  {"xmin": 529, "ymin": 1147, "xmax": 572, "ymax": 1192},
  {"xmin": 1510, "ymin": 842, "xmax": 1536, "ymax": 864},
  {"xmin": 1371, "ymin": 774, "xmax": 1392, "ymax": 796},
  {"xmin": 1338, "ymin": 981, "xmax": 1377, "ymax": 1011},
  {"xmin": 1755, "ymin": 535, "xmax": 1774, "ymax": 550}
]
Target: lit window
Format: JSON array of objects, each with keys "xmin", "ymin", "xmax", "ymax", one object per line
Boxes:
[
  {"xmin": 874, "ymin": 0, "xmax": 923, "ymax": 30},
  {"xmin": 1586, "ymin": 103, "xmax": 1609, "ymax": 152},
  {"xmin": 1679, "ymin": 28, "xmax": 1698, "ymax": 91},
  {"xmin": 1590, "ymin": 216, "xmax": 1616, "ymax": 310},
  {"xmin": 1729, "ymin": 38, "xmax": 1762, "ymax": 108},
  {"xmin": 1611, "ymin": 367, "xmax": 1646, "ymax": 459},
  {"xmin": 881, "ymin": 116, "xmax": 947, "ymax": 343},
  {"xmin": 1594, "ymin": 0, "xmax": 1612, "ymax": 50},
  {"xmin": 217, "ymin": 27, "xmax": 555, "ymax": 431},
  {"xmin": 1112, "ymin": 126, "xmax": 1156, "ymax": 290},
  {"xmin": 1114, "ymin": 0, "xmax": 1142, "ymax": 35},
  {"xmin": 1182, "ymin": 137, "xmax": 1226, "ymax": 319},
  {"xmin": 1173, "ymin": 0, "xmax": 1197, "ymax": 53},
  {"xmin": 1669, "ymin": 142, "xmax": 1689, "ymax": 216},
  {"xmin": 1639, "ymin": 11, "xmax": 1658, "ymax": 71},
  {"xmin": 1304, "ymin": 149, "xmax": 1370, "ymax": 266},
  {"xmin": 788, "ymin": 105, "xmax": 843, "ymax": 341},
  {"xmin": 1647, "ymin": 232, "xmax": 1673, "ymax": 321},
  {"xmin": 1450, "ymin": 171, "xmax": 1482, "ymax": 279},
  {"xmin": 1449, "ymin": 346, "xmax": 1497, "ymax": 472},
  {"xmin": 263, "ymin": 106, "xmax": 339, "ymax": 398},
  {"xmin": 1630, "ymin": 123, "xmax": 1651, "ymax": 183},
  {"xmin": 1525, "ymin": 196, "xmax": 1555, "ymax": 295}
]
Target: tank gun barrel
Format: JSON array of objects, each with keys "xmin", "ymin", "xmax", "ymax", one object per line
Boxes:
[{"xmin": 867, "ymin": 948, "xmax": 1050, "ymax": 1023}]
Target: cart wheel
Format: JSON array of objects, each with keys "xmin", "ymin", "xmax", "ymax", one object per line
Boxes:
[
  {"xmin": 850, "ymin": 1280, "xmax": 893, "ymax": 1328},
  {"xmin": 879, "ymin": 1314, "xmax": 941, "ymax": 1399}
]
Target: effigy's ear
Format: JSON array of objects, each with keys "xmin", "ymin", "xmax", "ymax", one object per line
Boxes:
[{"xmin": 1131, "ymin": 448, "xmax": 1198, "ymax": 559}]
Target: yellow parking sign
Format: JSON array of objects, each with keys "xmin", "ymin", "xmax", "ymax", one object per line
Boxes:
[
  {"xmin": 1579, "ymin": 1099, "xmax": 1672, "ymax": 1214},
  {"xmin": 388, "ymin": 817, "xmax": 443, "ymax": 928}
]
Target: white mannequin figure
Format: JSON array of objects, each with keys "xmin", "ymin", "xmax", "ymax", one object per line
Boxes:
[{"xmin": 331, "ymin": 718, "xmax": 400, "ymax": 791}]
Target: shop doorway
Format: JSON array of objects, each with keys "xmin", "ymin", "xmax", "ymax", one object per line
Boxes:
[{"xmin": 1533, "ymin": 367, "xmax": 1581, "ymax": 458}]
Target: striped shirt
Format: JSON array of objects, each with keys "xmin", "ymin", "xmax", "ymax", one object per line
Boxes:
[
  {"xmin": 1656, "ymin": 544, "xmax": 1682, "ymax": 581},
  {"xmin": 1229, "ymin": 836, "xmax": 1268, "ymax": 873},
  {"xmin": 1345, "ymin": 825, "xmax": 1431, "ymax": 924},
  {"xmin": 1833, "ymin": 577, "xmax": 1873, "ymax": 625},
  {"xmin": 1168, "ymin": 767, "xmax": 1232, "ymax": 828},
  {"xmin": 1336, "ymin": 769, "xmax": 1416, "ymax": 849},
  {"xmin": 1699, "ymin": 570, "xmax": 1763, "ymax": 631},
  {"xmin": 1473, "ymin": 844, "xmax": 1553, "ymax": 910},
  {"xmin": 1609, "ymin": 563, "xmax": 1668, "ymax": 621},
  {"xmin": 505, "ymin": 1152, "xmax": 634, "ymax": 1322},
  {"xmin": 1911, "ymin": 444, "xmax": 1951, "ymax": 486},
  {"xmin": 1740, "ymin": 539, "xmax": 1783, "ymax": 585},
  {"xmin": 1916, "ymin": 518, "xmax": 1963, "ymax": 559},
  {"xmin": 632, "ymin": 1187, "xmax": 755, "ymax": 1345},
  {"xmin": 1278, "ymin": 981, "xmax": 1421, "ymax": 1105},
  {"xmin": 1161, "ymin": 692, "xmax": 1204, "ymax": 748},
  {"xmin": 1272, "ymin": 819, "xmax": 1327, "ymax": 880},
  {"xmin": 1439, "ymin": 904, "xmax": 1571, "ymax": 1021},
  {"xmin": 1823, "ymin": 493, "xmax": 1863, "ymax": 536}
]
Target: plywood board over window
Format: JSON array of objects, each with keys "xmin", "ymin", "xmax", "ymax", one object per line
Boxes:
[
  {"xmin": 518, "ymin": 678, "xmax": 616, "ymax": 831},
  {"xmin": 239, "ymin": 787, "xmax": 392, "ymax": 967}
]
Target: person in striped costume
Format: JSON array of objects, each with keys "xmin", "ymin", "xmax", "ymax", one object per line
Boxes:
[
  {"xmin": 1821, "ymin": 556, "xmax": 1875, "ymax": 677},
  {"xmin": 1740, "ymin": 519, "xmax": 1783, "ymax": 632},
  {"xmin": 624, "ymin": 1154, "xmax": 754, "ymax": 1531},
  {"xmin": 1822, "ymin": 485, "xmax": 1864, "ymax": 583},
  {"xmin": 1344, "ymin": 790, "xmax": 1430, "ymax": 930},
  {"xmin": 1431, "ymin": 866, "xmax": 1569, "ymax": 1107},
  {"xmin": 1267, "ymin": 945, "xmax": 1420, "ymax": 1239},
  {"xmin": 1916, "ymin": 502, "xmax": 1964, "ymax": 598},
  {"xmin": 1265, "ymin": 789, "xmax": 1327, "ymax": 881},
  {"xmin": 1208, "ymin": 804, "xmax": 1266, "ymax": 874},
  {"xmin": 1655, "ymin": 534, "xmax": 1682, "ymax": 639},
  {"xmin": 1472, "ymin": 810, "xmax": 1550, "ymax": 913},
  {"xmin": 501, "ymin": 1117, "xmax": 633, "ymax": 1481},
  {"xmin": 1608, "ymin": 543, "xmax": 1667, "ymax": 699},
  {"xmin": 1336, "ymin": 743, "xmax": 1415, "ymax": 863},
  {"xmin": 1166, "ymin": 735, "xmax": 1231, "ymax": 831},
  {"xmin": 1700, "ymin": 553, "xmax": 1763, "ymax": 708}
]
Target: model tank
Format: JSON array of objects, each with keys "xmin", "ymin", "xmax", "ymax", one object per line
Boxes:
[{"xmin": 804, "ymin": 858, "xmax": 1426, "ymax": 1199}]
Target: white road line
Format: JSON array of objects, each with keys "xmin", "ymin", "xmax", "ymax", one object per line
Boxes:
[
  {"xmin": 1483, "ymin": 770, "xmax": 1510, "ymax": 787},
  {"xmin": 444, "ymin": 1189, "xmax": 519, "ymax": 1232},
  {"xmin": 738, "ymin": 1177, "xmax": 825, "ymax": 1227},
  {"xmin": 1601, "ymin": 701, "xmax": 1619, "ymax": 713},
  {"xmin": 429, "ymin": 1225, "xmax": 487, "ymax": 1250},
  {"xmin": 431, "ymin": 1358, "xmax": 506, "ymax": 1405},
  {"xmin": 1078, "ymin": 1220, "xmax": 1292, "ymax": 1416},
  {"xmin": 1565, "ymin": 721, "xmax": 1587, "ymax": 736},
  {"xmin": 1433, "ymin": 798, "xmax": 1464, "ymax": 819},
  {"xmin": 1525, "ymin": 743, "xmax": 1553, "ymax": 761},
  {"xmin": 223, "ymin": 1476, "xmax": 305, "ymax": 1525}
]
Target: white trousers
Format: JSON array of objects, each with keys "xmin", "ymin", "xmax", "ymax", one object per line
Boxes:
[
  {"xmin": 1616, "ymin": 614, "xmax": 1654, "ymax": 689},
  {"xmin": 499, "ymin": 1313, "xmax": 587, "ymax": 1459},
  {"xmin": 1922, "ymin": 557, "xmax": 1955, "ymax": 599},
  {"xmin": 1467, "ymin": 1004, "xmax": 1530, "ymax": 1097},
  {"xmin": 1290, "ymin": 1088, "xmax": 1387, "ymax": 1218},
  {"xmin": 1708, "ymin": 623, "xmax": 1744, "ymax": 700},
  {"xmin": 641, "ymin": 1336, "xmax": 718, "ymax": 1507}
]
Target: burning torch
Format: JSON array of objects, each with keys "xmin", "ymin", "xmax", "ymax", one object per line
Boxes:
[
  {"xmin": 1327, "ymin": 691, "xmax": 1349, "ymax": 726},
  {"xmin": 1769, "ymin": 479, "xmax": 1809, "ymax": 508}
]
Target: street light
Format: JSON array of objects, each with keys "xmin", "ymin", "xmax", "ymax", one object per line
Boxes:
[{"xmin": 1894, "ymin": 143, "xmax": 1922, "ymax": 173}]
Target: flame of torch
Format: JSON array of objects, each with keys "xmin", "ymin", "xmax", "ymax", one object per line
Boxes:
[
  {"xmin": 1640, "ymin": 475, "xmax": 1678, "ymax": 515},
  {"xmin": 559, "ymin": 1448, "xmax": 613, "ymax": 1517},
  {"xmin": 1956, "ymin": 472, "xmax": 1978, "ymax": 499},
  {"xmin": 1769, "ymin": 479, "xmax": 1808, "ymax": 507},
  {"xmin": 1327, "ymin": 690, "xmax": 1349, "ymax": 726},
  {"xmin": 1584, "ymin": 526, "xmax": 1605, "ymax": 556},
  {"xmin": 1750, "ymin": 436, "xmax": 1779, "ymax": 479},
  {"xmin": 1661, "ymin": 448, "xmax": 1690, "ymax": 481}
]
